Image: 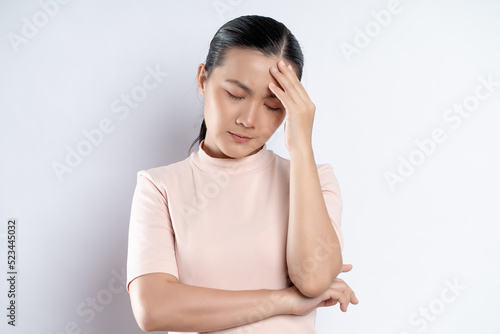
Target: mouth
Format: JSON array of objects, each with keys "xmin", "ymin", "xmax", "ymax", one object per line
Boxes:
[
  {"xmin": 228, "ymin": 131, "xmax": 252, "ymax": 143},
  {"xmin": 228, "ymin": 132, "xmax": 251, "ymax": 139}
]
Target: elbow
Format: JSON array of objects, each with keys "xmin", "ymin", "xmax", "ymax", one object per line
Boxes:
[
  {"xmin": 290, "ymin": 260, "xmax": 343, "ymax": 298},
  {"xmin": 297, "ymin": 277, "xmax": 332, "ymax": 298},
  {"xmin": 133, "ymin": 294, "xmax": 180, "ymax": 332},
  {"xmin": 131, "ymin": 291, "xmax": 172, "ymax": 332},
  {"xmin": 136, "ymin": 302, "xmax": 176, "ymax": 332},
  {"xmin": 133, "ymin": 302, "xmax": 158, "ymax": 332},
  {"xmin": 288, "ymin": 271, "xmax": 330, "ymax": 298},
  {"xmin": 129, "ymin": 275, "xmax": 179, "ymax": 331},
  {"xmin": 129, "ymin": 275, "xmax": 180, "ymax": 332},
  {"xmin": 138, "ymin": 319, "xmax": 154, "ymax": 332}
]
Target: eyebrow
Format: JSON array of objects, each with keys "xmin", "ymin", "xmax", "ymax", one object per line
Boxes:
[{"xmin": 225, "ymin": 79, "xmax": 278, "ymax": 99}]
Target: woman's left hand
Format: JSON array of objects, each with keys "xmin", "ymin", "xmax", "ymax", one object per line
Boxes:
[{"xmin": 269, "ymin": 59, "xmax": 316, "ymax": 154}]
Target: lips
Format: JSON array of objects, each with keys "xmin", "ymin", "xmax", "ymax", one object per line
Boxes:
[{"xmin": 229, "ymin": 132, "xmax": 251, "ymax": 139}]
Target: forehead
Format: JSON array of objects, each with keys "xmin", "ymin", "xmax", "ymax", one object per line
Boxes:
[{"xmin": 215, "ymin": 48, "xmax": 280, "ymax": 79}]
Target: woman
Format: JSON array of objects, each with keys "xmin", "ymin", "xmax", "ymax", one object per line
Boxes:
[{"xmin": 126, "ymin": 15, "xmax": 358, "ymax": 333}]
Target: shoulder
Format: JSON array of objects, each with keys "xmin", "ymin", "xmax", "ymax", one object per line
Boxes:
[
  {"xmin": 316, "ymin": 162, "xmax": 338, "ymax": 180},
  {"xmin": 316, "ymin": 162, "xmax": 334, "ymax": 172},
  {"xmin": 140, "ymin": 155, "xmax": 191, "ymax": 178},
  {"xmin": 316, "ymin": 163, "xmax": 342, "ymax": 194},
  {"xmin": 134, "ymin": 155, "xmax": 192, "ymax": 193}
]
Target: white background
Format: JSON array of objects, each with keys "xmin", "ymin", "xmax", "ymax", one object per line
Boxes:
[{"xmin": 1, "ymin": 0, "xmax": 499, "ymax": 333}]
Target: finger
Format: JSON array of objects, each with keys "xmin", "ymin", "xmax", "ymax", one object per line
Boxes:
[
  {"xmin": 269, "ymin": 81, "xmax": 293, "ymax": 113},
  {"xmin": 342, "ymin": 286, "xmax": 351, "ymax": 309},
  {"xmin": 326, "ymin": 298, "xmax": 338, "ymax": 307},
  {"xmin": 330, "ymin": 281, "xmax": 350, "ymax": 311},
  {"xmin": 277, "ymin": 60, "xmax": 311, "ymax": 103},
  {"xmin": 349, "ymin": 287, "xmax": 359, "ymax": 304},
  {"xmin": 269, "ymin": 66, "xmax": 300, "ymax": 106},
  {"xmin": 341, "ymin": 264, "xmax": 353, "ymax": 273},
  {"xmin": 330, "ymin": 281, "xmax": 356, "ymax": 310},
  {"xmin": 278, "ymin": 59, "xmax": 309, "ymax": 101},
  {"xmin": 337, "ymin": 294, "xmax": 349, "ymax": 312},
  {"xmin": 271, "ymin": 62, "xmax": 304, "ymax": 104},
  {"xmin": 330, "ymin": 278, "xmax": 345, "ymax": 285},
  {"xmin": 332, "ymin": 279, "xmax": 358, "ymax": 305},
  {"xmin": 327, "ymin": 285, "xmax": 349, "ymax": 312},
  {"xmin": 278, "ymin": 60, "xmax": 302, "ymax": 89},
  {"xmin": 280, "ymin": 60, "xmax": 301, "ymax": 84},
  {"xmin": 270, "ymin": 65, "xmax": 315, "ymax": 119},
  {"xmin": 318, "ymin": 298, "xmax": 337, "ymax": 309},
  {"xmin": 331, "ymin": 278, "xmax": 359, "ymax": 306}
]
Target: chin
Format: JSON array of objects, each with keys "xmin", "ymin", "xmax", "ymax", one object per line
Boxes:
[
  {"xmin": 217, "ymin": 135, "xmax": 261, "ymax": 158},
  {"xmin": 225, "ymin": 144, "xmax": 255, "ymax": 159}
]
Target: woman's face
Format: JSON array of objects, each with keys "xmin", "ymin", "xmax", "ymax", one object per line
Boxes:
[{"xmin": 197, "ymin": 47, "xmax": 290, "ymax": 159}]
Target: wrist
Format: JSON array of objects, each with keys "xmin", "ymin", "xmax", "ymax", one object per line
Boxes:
[
  {"xmin": 289, "ymin": 145, "xmax": 314, "ymax": 161},
  {"xmin": 266, "ymin": 288, "xmax": 292, "ymax": 316}
]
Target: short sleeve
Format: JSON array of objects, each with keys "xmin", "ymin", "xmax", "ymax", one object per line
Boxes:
[
  {"xmin": 318, "ymin": 163, "xmax": 344, "ymax": 252},
  {"xmin": 126, "ymin": 170, "xmax": 178, "ymax": 293}
]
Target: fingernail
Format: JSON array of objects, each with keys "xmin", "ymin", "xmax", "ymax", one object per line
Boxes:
[{"xmin": 279, "ymin": 59, "xmax": 286, "ymax": 66}]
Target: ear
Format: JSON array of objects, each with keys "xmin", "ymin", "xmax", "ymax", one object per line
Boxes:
[{"xmin": 197, "ymin": 64, "xmax": 207, "ymax": 96}]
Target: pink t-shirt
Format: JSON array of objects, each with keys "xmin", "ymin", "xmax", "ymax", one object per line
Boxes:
[{"xmin": 126, "ymin": 139, "xmax": 343, "ymax": 333}]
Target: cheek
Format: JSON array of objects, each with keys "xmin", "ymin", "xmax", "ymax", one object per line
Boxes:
[
  {"xmin": 211, "ymin": 92, "xmax": 231, "ymax": 119},
  {"xmin": 204, "ymin": 92, "xmax": 231, "ymax": 127},
  {"xmin": 271, "ymin": 111, "xmax": 286, "ymax": 126},
  {"xmin": 261, "ymin": 113, "xmax": 285, "ymax": 137}
]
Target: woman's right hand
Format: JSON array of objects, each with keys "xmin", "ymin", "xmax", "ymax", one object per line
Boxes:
[{"xmin": 284, "ymin": 264, "xmax": 359, "ymax": 316}]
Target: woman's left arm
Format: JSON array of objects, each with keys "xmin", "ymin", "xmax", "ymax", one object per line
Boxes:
[{"xmin": 269, "ymin": 59, "xmax": 343, "ymax": 298}]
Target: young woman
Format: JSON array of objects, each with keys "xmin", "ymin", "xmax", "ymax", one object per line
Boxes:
[{"xmin": 126, "ymin": 15, "xmax": 358, "ymax": 333}]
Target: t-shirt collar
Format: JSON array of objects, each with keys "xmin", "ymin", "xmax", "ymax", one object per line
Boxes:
[{"xmin": 191, "ymin": 139, "xmax": 275, "ymax": 174}]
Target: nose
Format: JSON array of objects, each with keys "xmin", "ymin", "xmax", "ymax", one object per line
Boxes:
[{"xmin": 235, "ymin": 100, "xmax": 259, "ymax": 128}]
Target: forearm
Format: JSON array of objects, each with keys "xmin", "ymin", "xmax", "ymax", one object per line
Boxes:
[
  {"xmin": 287, "ymin": 146, "xmax": 343, "ymax": 297},
  {"xmin": 143, "ymin": 279, "xmax": 290, "ymax": 332}
]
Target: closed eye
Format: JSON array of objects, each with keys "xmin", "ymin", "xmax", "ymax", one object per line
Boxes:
[
  {"xmin": 266, "ymin": 105, "xmax": 281, "ymax": 111},
  {"xmin": 226, "ymin": 91, "xmax": 244, "ymax": 100},
  {"xmin": 226, "ymin": 91, "xmax": 281, "ymax": 112}
]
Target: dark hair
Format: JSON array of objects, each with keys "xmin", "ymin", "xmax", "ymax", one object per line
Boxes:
[{"xmin": 188, "ymin": 15, "xmax": 304, "ymax": 155}]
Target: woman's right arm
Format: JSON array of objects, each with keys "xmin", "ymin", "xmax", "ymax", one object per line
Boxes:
[
  {"xmin": 129, "ymin": 269, "xmax": 358, "ymax": 332},
  {"xmin": 129, "ymin": 272, "xmax": 290, "ymax": 332}
]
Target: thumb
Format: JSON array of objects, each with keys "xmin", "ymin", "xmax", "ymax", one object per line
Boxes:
[{"xmin": 341, "ymin": 264, "xmax": 353, "ymax": 273}]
